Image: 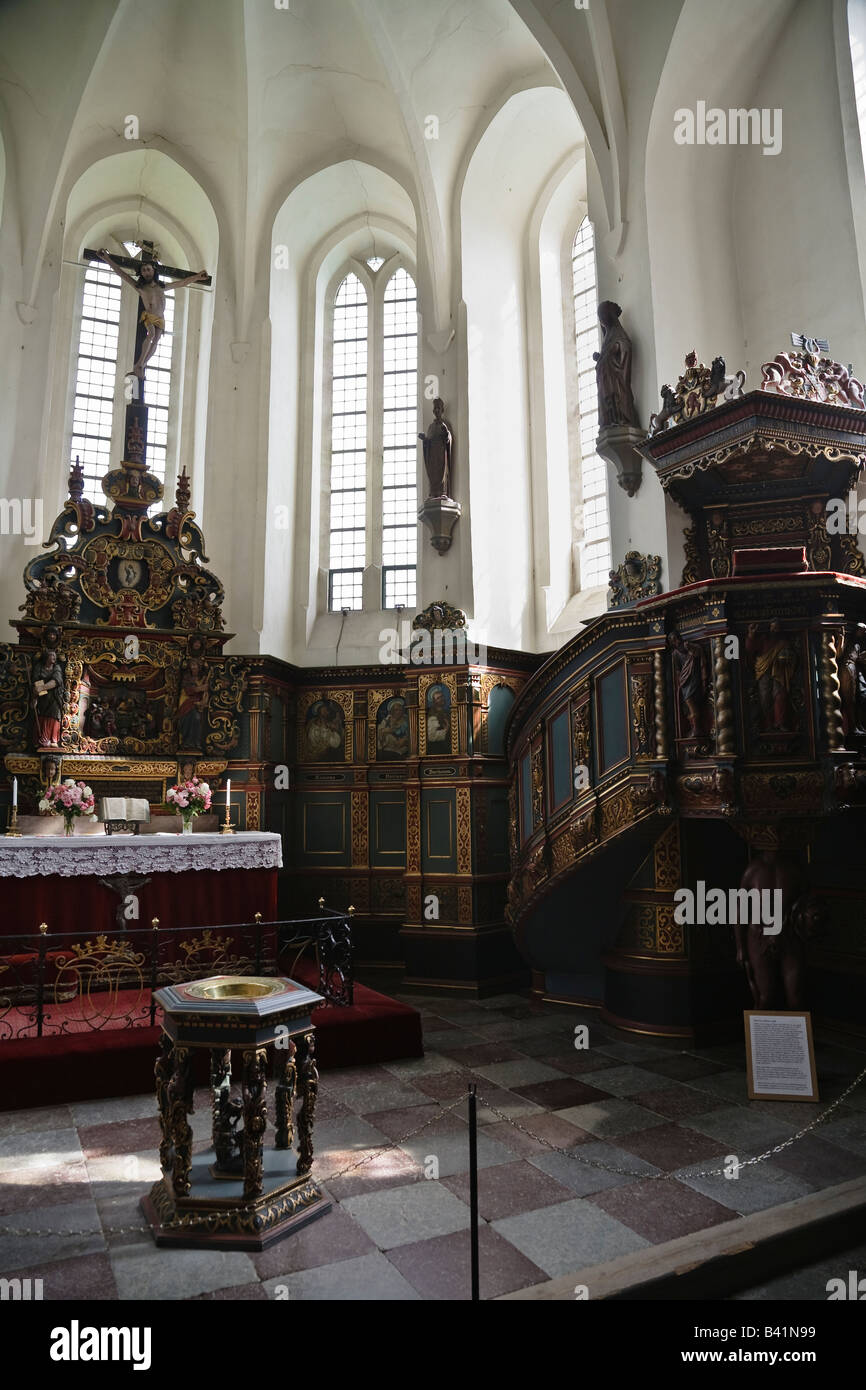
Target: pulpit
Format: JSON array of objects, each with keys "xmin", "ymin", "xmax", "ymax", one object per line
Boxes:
[{"xmin": 142, "ymin": 974, "xmax": 331, "ymax": 1250}]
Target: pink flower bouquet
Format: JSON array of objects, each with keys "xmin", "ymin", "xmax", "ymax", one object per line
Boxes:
[
  {"xmin": 166, "ymin": 777, "xmax": 212, "ymax": 831},
  {"xmin": 39, "ymin": 778, "xmax": 97, "ymax": 835}
]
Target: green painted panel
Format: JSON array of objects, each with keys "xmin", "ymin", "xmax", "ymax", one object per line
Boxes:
[
  {"xmin": 598, "ymin": 666, "xmax": 628, "ymax": 773},
  {"xmin": 487, "ymin": 685, "xmax": 515, "ymax": 756},
  {"xmin": 422, "ymin": 789, "xmax": 457, "ymax": 872},
  {"xmin": 372, "ymin": 790, "xmax": 406, "ymax": 866},
  {"xmin": 520, "ymin": 753, "xmax": 532, "ymax": 842},
  {"xmin": 549, "ymin": 707, "xmax": 571, "ymax": 810},
  {"xmin": 300, "ymin": 794, "xmax": 349, "ymax": 865}
]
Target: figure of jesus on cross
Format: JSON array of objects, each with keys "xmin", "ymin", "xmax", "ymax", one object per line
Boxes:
[{"xmin": 95, "ymin": 247, "xmax": 208, "ymax": 379}]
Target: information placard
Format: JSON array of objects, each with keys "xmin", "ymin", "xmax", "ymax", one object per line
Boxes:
[{"xmin": 744, "ymin": 1010, "xmax": 819, "ymax": 1101}]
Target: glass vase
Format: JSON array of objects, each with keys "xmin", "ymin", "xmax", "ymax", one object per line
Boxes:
[
  {"xmin": 181, "ymin": 813, "xmax": 195, "ymax": 835},
  {"xmin": 63, "ymin": 814, "xmax": 75, "ymax": 837}
]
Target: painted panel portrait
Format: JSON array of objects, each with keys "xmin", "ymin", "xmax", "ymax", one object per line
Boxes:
[
  {"xmin": 376, "ymin": 696, "xmax": 410, "ymax": 760},
  {"xmin": 425, "ymin": 682, "xmax": 451, "ymax": 751},
  {"xmin": 304, "ymin": 699, "xmax": 345, "ymax": 761}
]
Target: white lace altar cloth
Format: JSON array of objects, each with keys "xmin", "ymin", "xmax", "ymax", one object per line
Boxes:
[{"xmin": 0, "ymin": 832, "xmax": 283, "ymax": 878}]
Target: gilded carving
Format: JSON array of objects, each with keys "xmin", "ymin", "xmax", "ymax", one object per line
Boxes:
[
  {"xmin": 296, "ymin": 1032, "xmax": 318, "ymax": 1176},
  {"xmin": 653, "ymin": 822, "xmax": 681, "ymax": 892},
  {"xmin": 351, "ymin": 789, "xmax": 367, "ymax": 866},
  {"xmin": 839, "ymin": 532, "xmax": 866, "ymax": 577},
  {"xmin": 406, "ymin": 786, "xmax": 421, "ymax": 872},
  {"xmin": 712, "ymin": 636, "xmax": 735, "ymax": 755},
  {"xmin": 456, "ymin": 785, "xmax": 472, "ymax": 872},
  {"xmin": 551, "ymin": 832, "xmax": 575, "ymax": 874},
  {"xmin": 820, "ymin": 631, "xmax": 844, "ymax": 752},
  {"xmin": 571, "ymin": 699, "xmax": 590, "ymax": 772},
  {"xmin": 630, "ymin": 673, "xmax": 652, "ymax": 759},
  {"xmin": 608, "ymin": 552, "xmax": 662, "ymax": 609},
  {"xmin": 652, "ymin": 650, "xmax": 668, "ymax": 759},
  {"xmin": 245, "ymin": 788, "xmax": 261, "ymax": 831},
  {"xmin": 649, "ymin": 351, "xmax": 745, "ymax": 434},
  {"xmin": 681, "ymin": 523, "xmax": 701, "ymax": 587},
  {"xmin": 531, "ymin": 742, "xmax": 544, "ymax": 827},
  {"xmin": 600, "ymin": 788, "xmax": 633, "ymax": 837},
  {"xmin": 706, "ymin": 511, "xmax": 730, "ymax": 579},
  {"xmin": 241, "ymin": 1046, "xmax": 268, "ymax": 1200}
]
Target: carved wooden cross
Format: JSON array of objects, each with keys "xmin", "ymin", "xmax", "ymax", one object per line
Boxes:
[{"xmin": 83, "ymin": 242, "xmax": 211, "ymax": 385}]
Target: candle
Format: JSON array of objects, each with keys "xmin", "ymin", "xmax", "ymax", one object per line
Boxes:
[
  {"xmin": 226, "ymin": 778, "xmax": 231, "ymax": 806},
  {"xmin": 12, "ymin": 777, "xmax": 17, "ymax": 809}
]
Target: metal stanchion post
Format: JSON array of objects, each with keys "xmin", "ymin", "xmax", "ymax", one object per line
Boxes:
[{"xmin": 468, "ymin": 1083, "xmax": 479, "ymax": 1301}]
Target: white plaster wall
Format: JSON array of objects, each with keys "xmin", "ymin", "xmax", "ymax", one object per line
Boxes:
[{"xmin": 2, "ymin": 0, "xmax": 866, "ymax": 666}]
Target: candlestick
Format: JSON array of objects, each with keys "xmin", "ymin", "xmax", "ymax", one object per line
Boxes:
[
  {"xmin": 220, "ymin": 777, "xmax": 234, "ymax": 834},
  {"xmin": 6, "ymin": 804, "xmax": 21, "ymax": 837}
]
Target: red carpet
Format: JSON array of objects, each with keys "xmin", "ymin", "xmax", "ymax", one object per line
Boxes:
[{"xmin": 0, "ymin": 969, "xmax": 423, "ymax": 1111}]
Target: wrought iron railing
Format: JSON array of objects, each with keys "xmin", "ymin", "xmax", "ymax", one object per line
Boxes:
[{"xmin": 0, "ymin": 903, "xmax": 354, "ymax": 1040}]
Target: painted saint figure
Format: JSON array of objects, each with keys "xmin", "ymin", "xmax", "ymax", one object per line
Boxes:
[
  {"xmin": 176, "ymin": 659, "xmax": 210, "ymax": 750},
  {"xmin": 304, "ymin": 700, "xmax": 344, "ymax": 761},
  {"xmin": 31, "ymin": 641, "xmax": 65, "ymax": 747},
  {"xmin": 746, "ymin": 621, "xmax": 797, "ymax": 732},
  {"xmin": 97, "ymin": 249, "xmax": 207, "ymax": 379},
  {"xmin": 593, "ymin": 301, "xmax": 639, "ymax": 428},
  {"xmin": 419, "ymin": 398, "xmax": 453, "ymax": 499},
  {"xmin": 668, "ymin": 631, "xmax": 707, "ymax": 739},
  {"xmin": 377, "ymin": 697, "xmax": 410, "ymax": 759},
  {"xmin": 426, "ymin": 683, "xmax": 450, "ymax": 748}
]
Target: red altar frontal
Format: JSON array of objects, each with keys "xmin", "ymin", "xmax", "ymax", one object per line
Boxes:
[{"xmin": 0, "ymin": 831, "xmax": 280, "ymax": 936}]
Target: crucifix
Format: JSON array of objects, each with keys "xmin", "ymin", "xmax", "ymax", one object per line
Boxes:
[{"xmin": 83, "ymin": 242, "xmax": 210, "ymax": 383}]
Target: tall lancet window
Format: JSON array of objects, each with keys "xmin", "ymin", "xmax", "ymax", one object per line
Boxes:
[
  {"xmin": 328, "ymin": 273, "xmax": 368, "ymax": 611},
  {"xmin": 326, "ymin": 260, "xmax": 418, "ymax": 613},
  {"xmin": 382, "ymin": 268, "xmax": 417, "ymax": 608},
  {"xmin": 571, "ymin": 218, "xmax": 611, "ymax": 589},
  {"xmin": 69, "ymin": 258, "xmax": 121, "ymax": 502},
  {"xmin": 69, "ymin": 241, "xmax": 177, "ymax": 503}
]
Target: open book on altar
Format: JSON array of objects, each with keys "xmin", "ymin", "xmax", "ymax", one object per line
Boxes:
[{"xmin": 99, "ymin": 797, "xmax": 151, "ymax": 824}]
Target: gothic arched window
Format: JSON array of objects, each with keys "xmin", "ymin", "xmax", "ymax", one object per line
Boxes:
[
  {"xmin": 326, "ymin": 258, "xmax": 418, "ymax": 612},
  {"xmin": 328, "ymin": 272, "xmax": 368, "ymax": 611},
  {"xmin": 571, "ymin": 218, "xmax": 611, "ymax": 590},
  {"xmin": 68, "ymin": 241, "xmax": 180, "ymax": 503}
]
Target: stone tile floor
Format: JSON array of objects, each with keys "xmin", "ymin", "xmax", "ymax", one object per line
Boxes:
[{"xmin": 0, "ymin": 992, "xmax": 863, "ymax": 1300}]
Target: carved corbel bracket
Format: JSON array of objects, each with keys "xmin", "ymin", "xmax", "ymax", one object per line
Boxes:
[
  {"xmin": 418, "ymin": 496, "xmax": 461, "ymax": 555},
  {"xmin": 596, "ymin": 423, "xmax": 645, "ymax": 497}
]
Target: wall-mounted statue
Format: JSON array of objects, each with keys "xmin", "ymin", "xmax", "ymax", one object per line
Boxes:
[
  {"xmin": 419, "ymin": 398, "xmax": 453, "ymax": 500},
  {"xmin": 594, "ymin": 302, "xmax": 639, "ymax": 428},
  {"xmin": 31, "ymin": 631, "xmax": 65, "ymax": 748}
]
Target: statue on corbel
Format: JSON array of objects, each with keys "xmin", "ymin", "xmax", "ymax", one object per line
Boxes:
[
  {"xmin": 593, "ymin": 302, "xmax": 645, "ymax": 497},
  {"xmin": 417, "ymin": 398, "xmax": 461, "ymax": 554}
]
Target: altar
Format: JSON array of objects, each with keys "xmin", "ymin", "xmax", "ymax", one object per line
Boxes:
[{"xmin": 0, "ymin": 832, "xmax": 281, "ymax": 937}]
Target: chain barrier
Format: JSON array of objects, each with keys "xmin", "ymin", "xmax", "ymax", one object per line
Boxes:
[
  {"xmin": 474, "ymin": 1064, "xmax": 866, "ymax": 1182},
  {"xmin": 0, "ymin": 1066, "xmax": 863, "ymax": 1237}
]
